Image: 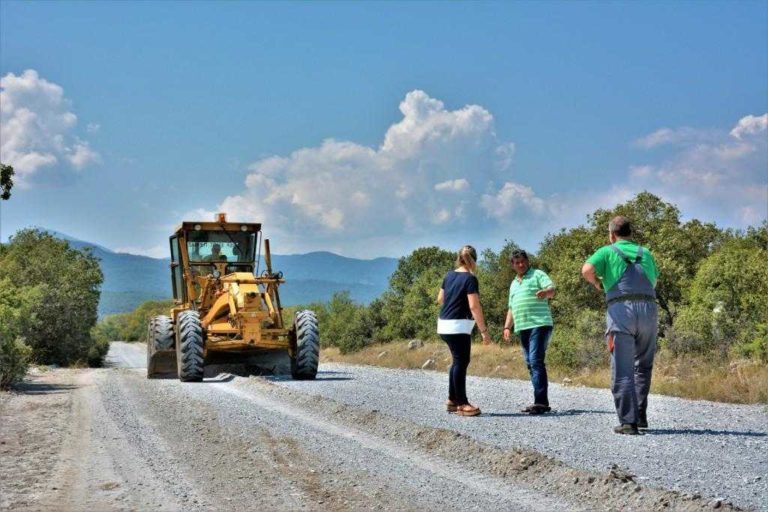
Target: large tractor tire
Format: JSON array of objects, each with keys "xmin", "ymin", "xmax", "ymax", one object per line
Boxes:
[
  {"xmin": 177, "ymin": 310, "xmax": 205, "ymax": 382},
  {"xmin": 291, "ymin": 310, "xmax": 319, "ymax": 380},
  {"xmin": 147, "ymin": 315, "xmax": 175, "ymax": 378}
]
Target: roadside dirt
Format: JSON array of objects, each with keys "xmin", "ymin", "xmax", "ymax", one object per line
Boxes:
[
  {"xmin": 0, "ymin": 347, "xmax": 747, "ymax": 511},
  {"xmin": 0, "ymin": 369, "xmax": 78, "ymax": 511}
]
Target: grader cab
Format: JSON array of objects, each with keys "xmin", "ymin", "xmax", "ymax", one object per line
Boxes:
[{"xmin": 147, "ymin": 213, "xmax": 319, "ymax": 381}]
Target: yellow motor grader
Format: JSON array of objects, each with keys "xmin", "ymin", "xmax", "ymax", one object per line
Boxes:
[{"xmin": 146, "ymin": 213, "xmax": 319, "ymax": 382}]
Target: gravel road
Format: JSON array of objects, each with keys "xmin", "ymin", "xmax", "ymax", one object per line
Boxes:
[
  {"xmin": 272, "ymin": 362, "xmax": 768, "ymax": 510},
  {"xmin": 1, "ymin": 341, "xmax": 765, "ymax": 511}
]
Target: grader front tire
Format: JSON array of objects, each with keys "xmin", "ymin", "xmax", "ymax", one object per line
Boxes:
[
  {"xmin": 177, "ymin": 311, "xmax": 204, "ymax": 382},
  {"xmin": 291, "ymin": 310, "xmax": 319, "ymax": 380}
]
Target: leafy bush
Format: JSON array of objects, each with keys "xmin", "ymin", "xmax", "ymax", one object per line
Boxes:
[
  {"xmin": 664, "ymin": 305, "xmax": 714, "ymax": 356},
  {"xmin": 670, "ymin": 242, "xmax": 768, "ymax": 358},
  {"xmin": 0, "ymin": 230, "xmax": 104, "ymax": 366},
  {"xmin": 378, "ymin": 247, "xmax": 454, "ymax": 341},
  {"xmin": 547, "ymin": 310, "xmax": 608, "ymax": 369},
  {"xmin": 0, "ymin": 336, "xmax": 32, "ymax": 389},
  {"xmin": 318, "ymin": 291, "xmax": 360, "ymax": 348},
  {"xmin": 92, "ymin": 299, "xmax": 174, "ymax": 349},
  {"xmin": 337, "ymin": 307, "xmax": 374, "ymax": 354},
  {"xmin": 733, "ymin": 323, "xmax": 768, "ymax": 362}
]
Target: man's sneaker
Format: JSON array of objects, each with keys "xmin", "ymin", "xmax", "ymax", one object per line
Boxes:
[
  {"xmin": 638, "ymin": 413, "xmax": 648, "ymax": 430},
  {"xmin": 521, "ymin": 404, "xmax": 551, "ymax": 414},
  {"xmin": 613, "ymin": 423, "xmax": 640, "ymax": 435}
]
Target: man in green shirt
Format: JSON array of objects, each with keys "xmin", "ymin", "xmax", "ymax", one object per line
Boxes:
[
  {"xmin": 582, "ymin": 216, "xmax": 659, "ymax": 435},
  {"xmin": 503, "ymin": 249, "xmax": 556, "ymax": 414}
]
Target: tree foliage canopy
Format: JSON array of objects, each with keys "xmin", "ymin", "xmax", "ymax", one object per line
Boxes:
[
  {"xmin": 0, "ymin": 229, "xmax": 105, "ymax": 365},
  {"xmin": 0, "ymin": 163, "xmax": 13, "ymax": 200}
]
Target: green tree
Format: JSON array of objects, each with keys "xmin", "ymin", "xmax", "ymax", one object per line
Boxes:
[
  {"xmin": 0, "ymin": 163, "xmax": 13, "ymax": 200},
  {"xmin": 672, "ymin": 241, "xmax": 768, "ymax": 359},
  {"xmin": 477, "ymin": 240, "xmax": 523, "ymax": 336},
  {"xmin": 379, "ymin": 247, "xmax": 455, "ymax": 340},
  {"xmin": 388, "ymin": 247, "xmax": 456, "ymax": 297},
  {"xmin": 538, "ymin": 192, "xmax": 726, "ymax": 330},
  {"xmin": 0, "ymin": 336, "xmax": 32, "ymax": 389},
  {"xmin": 397, "ymin": 267, "xmax": 445, "ymax": 340},
  {"xmin": 0, "ymin": 229, "xmax": 104, "ymax": 365},
  {"xmin": 321, "ymin": 291, "xmax": 361, "ymax": 348}
]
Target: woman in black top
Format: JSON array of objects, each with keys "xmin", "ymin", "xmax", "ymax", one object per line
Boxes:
[{"xmin": 436, "ymin": 245, "xmax": 491, "ymax": 417}]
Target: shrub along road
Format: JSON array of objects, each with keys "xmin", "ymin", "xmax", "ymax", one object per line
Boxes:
[{"xmin": 0, "ymin": 342, "xmax": 765, "ymax": 511}]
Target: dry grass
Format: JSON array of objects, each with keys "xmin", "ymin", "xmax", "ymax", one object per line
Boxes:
[{"xmin": 321, "ymin": 341, "xmax": 768, "ymax": 404}]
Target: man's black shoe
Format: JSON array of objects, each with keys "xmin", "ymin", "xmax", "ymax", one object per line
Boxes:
[
  {"xmin": 613, "ymin": 423, "xmax": 640, "ymax": 435},
  {"xmin": 525, "ymin": 404, "xmax": 551, "ymax": 415}
]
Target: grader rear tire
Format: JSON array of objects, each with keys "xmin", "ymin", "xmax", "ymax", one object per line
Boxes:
[
  {"xmin": 177, "ymin": 310, "xmax": 204, "ymax": 382},
  {"xmin": 147, "ymin": 315, "xmax": 174, "ymax": 378},
  {"xmin": 291, "ymin": 310, "xmax": 319, "ymax": 380}
]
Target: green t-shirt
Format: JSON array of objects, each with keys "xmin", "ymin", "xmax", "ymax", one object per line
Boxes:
[
  {"xmin": 508, "ymin": 268, "xmax": 554, "ymax": 333},
  {"xmin": 585, "ymin": 240, "xmax": 658, "ymax": 294}
]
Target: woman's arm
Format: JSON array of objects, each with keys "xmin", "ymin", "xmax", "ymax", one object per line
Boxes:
[
  {"xmin": 437, "ymin": 288, "xmax": 444, "ymax": 305},
  {"xmin": 468, "ymin": 293, "xmax": 492, "ymax": 345}
]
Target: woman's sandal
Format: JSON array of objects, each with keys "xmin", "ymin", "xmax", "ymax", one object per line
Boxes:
[
  {"xmin": 446, "ymin": 400, "xmax": 458, "ymax": 413},
  {"xmin": 456, "ymin": 404, "xmax": 481, "ymax": 417}
]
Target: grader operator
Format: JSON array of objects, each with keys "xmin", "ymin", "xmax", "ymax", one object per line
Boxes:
[{"xmin": 146, "ymin": 213, "xmax": 319, "ymax": 381}]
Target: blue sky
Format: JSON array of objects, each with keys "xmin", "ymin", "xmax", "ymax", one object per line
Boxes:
[{"xmin": 1, "ymin": 1, "xmax": 766, "ymax": 258}]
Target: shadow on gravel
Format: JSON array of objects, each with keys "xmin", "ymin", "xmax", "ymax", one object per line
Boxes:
[
  {"xmin": 265, "ymin": 370, "xmax": 354, "ymax": 382},
  {"xmin": 266, "ymin": 373, "xmax": 354, "ymax": 382},
  {"xmin": 546, "ymin": 409, "xmax": 614, "ymax": 417},
  {"xmin": 483, "ymin": 409, "xmax": 614, "ymax": 418},
  {"xmin": 13, "ymin": 382, "xmax": 79, "ymax": 395},
  {"xmin": 646, "ymin": 428, "xmax": 767, "ymax": 437}
]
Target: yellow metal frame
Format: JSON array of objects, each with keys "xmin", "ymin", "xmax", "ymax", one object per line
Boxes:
[{"xmin": 169, "ymin": 218, "xmax": 293, "ymax": 358}]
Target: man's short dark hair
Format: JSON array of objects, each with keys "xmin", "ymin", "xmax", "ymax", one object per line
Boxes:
[
  {"xmin": 510, "ymin": 249, "xmax": 529, "ymax": 261},
  {"xmin": 609, "ymin": 216, "xmax": 632, "ymax": 237}
]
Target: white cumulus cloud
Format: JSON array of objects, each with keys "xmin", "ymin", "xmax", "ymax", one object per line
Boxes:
[
  {"xmin": 480, "ymin": 182, "xmax": 550, "ymax": 220},
  {"xmin": 435, "ymin": 178, "xmax": 469, "ymax": 192},
  {"xmin": 730, "ymin": 113, "xmax": 768, "ymax": 139},
  {"xmin": 0, "ymin": 69, "xmax": 100, "ymax": 185},
  {"xmin": 630, "ymin": 113, "xmax": 768, "ymax": 226},
  {"xmin": 203, "ymin": 90, "xmax": 524, "ymax": 255}
]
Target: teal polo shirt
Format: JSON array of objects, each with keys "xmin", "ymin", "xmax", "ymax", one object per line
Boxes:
[{"xmin": 508, "ymin": 268, "xmax": 554, "ymax": 333}]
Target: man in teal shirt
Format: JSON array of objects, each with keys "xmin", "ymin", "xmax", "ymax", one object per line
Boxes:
[
  {"xmin": 503, "ymin": 249, "xmax": 556, "ymax": 415},
  {"xmin": 582, "ymin": 216, "xmax": 659, "ymax": 435}
]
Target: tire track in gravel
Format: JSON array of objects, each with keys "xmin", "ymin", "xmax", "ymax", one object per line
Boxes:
[{"xmin": 213, "ymin": 381, "xmax": 582, "ymax": 511}]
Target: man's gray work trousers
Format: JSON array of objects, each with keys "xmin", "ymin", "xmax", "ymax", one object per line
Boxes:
[{"xmin": 606, "ymin": 300, "xmax": 658, "ymax": 425}]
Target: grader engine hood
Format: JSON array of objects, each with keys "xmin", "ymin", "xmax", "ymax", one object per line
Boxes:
[{"xmin": 201, "ymin": 273, "xmax": 269, "ymax": 339}]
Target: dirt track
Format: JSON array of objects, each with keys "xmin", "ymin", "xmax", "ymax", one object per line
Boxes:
[{"xmin": 0, "ymin": 342, "xmax": 762, "ymax": 511}]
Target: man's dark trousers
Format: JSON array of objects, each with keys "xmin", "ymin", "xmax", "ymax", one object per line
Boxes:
[{"xmin": 519, "ymin": 326, "xmax": 552, "ymax": 406}]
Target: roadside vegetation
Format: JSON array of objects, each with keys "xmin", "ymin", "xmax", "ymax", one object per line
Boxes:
[
  {"xmin": 86, "ymin": 192, "xmax": 767, "ymax": 403},
  {"xmin": 308, "ymin": 193, "xmax": 768, "ymax": 404},
  {"xmin": 322, "ymin": 342, "xmax": 768, "ymax": 404},
  {"xmin": 0, "ymin": 227, "xmax": 105, "ymax": 389}
]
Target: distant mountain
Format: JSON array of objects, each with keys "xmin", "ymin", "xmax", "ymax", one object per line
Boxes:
[{"xmin": 44, "ymin": 231, "xmax": 399, "ymax": 316}]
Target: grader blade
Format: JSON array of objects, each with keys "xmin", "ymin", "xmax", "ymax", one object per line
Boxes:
[{"xmin": 147, "ymin": 349, "xmax": 177, "ymax": 378}]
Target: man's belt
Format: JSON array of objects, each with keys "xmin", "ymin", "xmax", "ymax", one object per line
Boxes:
[{"xmin": 606, "ymin": 294, "xmax": 656, "ymax": 306}]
